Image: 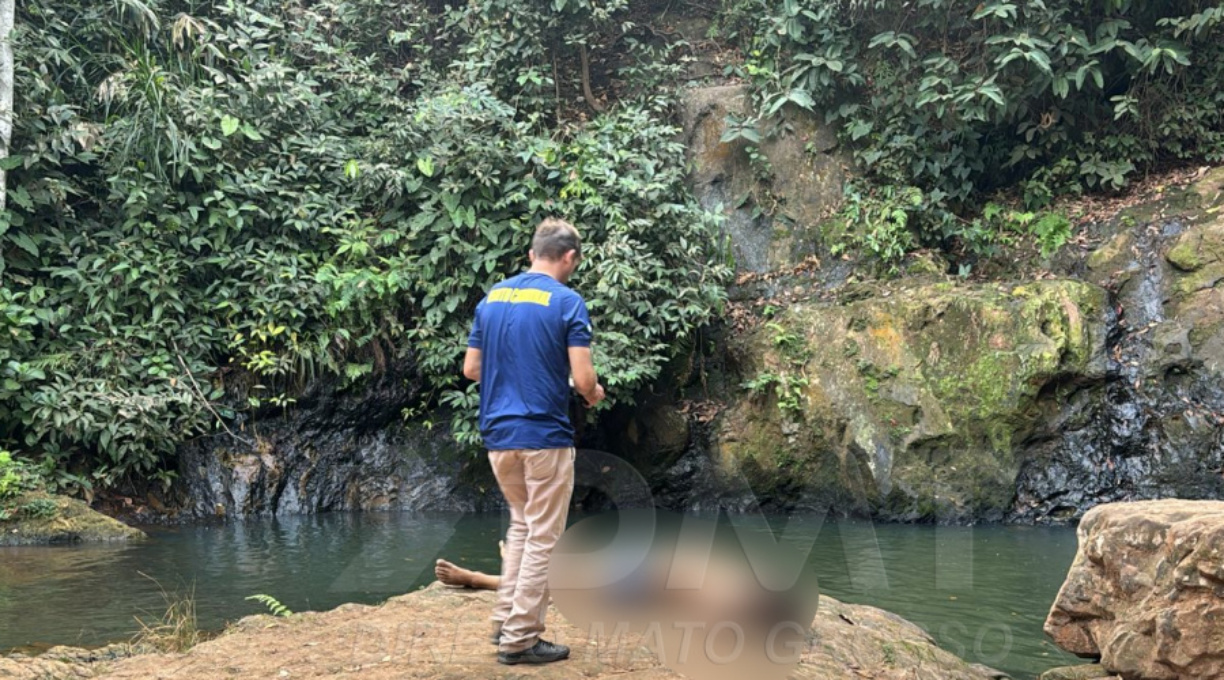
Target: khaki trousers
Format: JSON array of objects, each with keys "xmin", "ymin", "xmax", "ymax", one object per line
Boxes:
[{"xmin": 488, "ymin": 447, "xmax": 576, "ymax": 653}]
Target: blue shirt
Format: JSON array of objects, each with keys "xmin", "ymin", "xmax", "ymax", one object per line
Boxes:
[{"xmin": 467, "ymin": 272, "xmax": 592, "ymax": 450}]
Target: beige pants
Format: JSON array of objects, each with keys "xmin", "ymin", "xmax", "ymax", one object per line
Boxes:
[{"xmin": 489, "ymin": 447, "xmax": 576, "ymax": 653}]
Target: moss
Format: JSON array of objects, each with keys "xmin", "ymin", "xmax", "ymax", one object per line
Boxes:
[
  {"xmin": 904, "ymin": 251, "xmax": 948, "ymax": 277},
  {"xmin": 1086, "ymin": 232, "xmax": 1136, "ymax": 279},
  {"xmin": 881, "ymin": 642, "xmax": 898, "ymax": 666},
  {"xmin": 1168, "ymin": 239, "xmax": 1204, "ymax": 271},
  {"xmin": 0, "ymin": 492, "xmax": 146, "ymax": 546},
  {"xmin": 1175, "ymin": 268, "xmax": 1224, "ymax": 295},
  {"xmin": 1167, "ymin": 219, "xmax": 1224, "ymax": 296},
  {"xmin": 716, "ymin": 278, "xmax": 1109, "ymax": 520},
  {"xmin": 842, "ymin": 339, "xmax": 860, "ymax": 358},
  {"xmin": 1191, "ymin": 166, "xmax": 1224, "ymax": 207}
]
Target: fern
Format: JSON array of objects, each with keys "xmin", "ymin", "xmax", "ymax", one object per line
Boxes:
[{"xmin": 245, "ymin": 594, "xmax": 293, "ymax": 617}]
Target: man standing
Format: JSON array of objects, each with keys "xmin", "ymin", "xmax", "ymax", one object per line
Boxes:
[{"xmin": 463, "ymin": 218, "xmax": 605, "ymax": 665}]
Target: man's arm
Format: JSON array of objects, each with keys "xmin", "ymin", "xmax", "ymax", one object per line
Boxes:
[
  {"xmin": 463, "ymin": 347, "xmax": 482, "ymax": 383},
  {"xmin": 568, "ymin": 346, "xmax": 604, "ymax": 407}
]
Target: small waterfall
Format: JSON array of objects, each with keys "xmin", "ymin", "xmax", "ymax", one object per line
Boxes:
[{"xmin": 1012, "ymin": 216, "xmax": 1224, "ymax": 521}]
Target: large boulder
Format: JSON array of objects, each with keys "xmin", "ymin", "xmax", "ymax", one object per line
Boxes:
[
  {"xmin": 681, "ymin": 84, "xmax": 846, "ymax": 274},
  {"xmin": 712, "ymin": 279, "xmax": 1110, "ymax": 520},
  {"xmin": 1045, "ymin": 500, "xmax": 1224, "ymax": 680}
]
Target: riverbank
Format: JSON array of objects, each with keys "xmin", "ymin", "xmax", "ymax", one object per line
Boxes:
[
  {"xmin": 0, "ymin": 493, "xmax": 145, "ymax": 547},
  {"xmin": 1, "ymin": 583, "xmax": 1006, "ymax": 680}
]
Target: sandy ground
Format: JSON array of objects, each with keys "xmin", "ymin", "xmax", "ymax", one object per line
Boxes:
[{"xmin": 1, "ymin": 582, "xmax": 1009, "ymax": 680}]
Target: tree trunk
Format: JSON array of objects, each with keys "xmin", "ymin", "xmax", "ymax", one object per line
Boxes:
[{"xmin": 0, "ymin": 0, "xmax": 14, "ymax": 212}]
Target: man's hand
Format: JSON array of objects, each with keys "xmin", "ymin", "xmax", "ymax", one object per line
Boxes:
[
  {"xmin": 568, "ymin": 346, "xmax": 601, "ymax": 405},
  {"xmin": 584, "ymin": 383, "xmax": 606, "ymax": 408}
]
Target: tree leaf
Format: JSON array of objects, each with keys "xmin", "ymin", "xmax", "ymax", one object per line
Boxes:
[
  {"xmin": 788, "ymin": 88, "xmax": 816, "ymax": 110},
  {"xmin": 240, "ymin": 123, "xmax": 263, "ymax": 141},
  {"xmin": 417, "ymin": 157, "xmax": 435, "ymax": 177},
  {"xmin": 10, "ymin": 233, "xmax": 40, "ymax": 258}
]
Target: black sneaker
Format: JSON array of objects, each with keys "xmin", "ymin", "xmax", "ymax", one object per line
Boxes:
[
  {"xmin": 497, "ymin": 639, "xmax": 570, "ymax": 665},
  {"xmin": 489, "ymin": 625, "xmax": 502, "ymax": 646}
]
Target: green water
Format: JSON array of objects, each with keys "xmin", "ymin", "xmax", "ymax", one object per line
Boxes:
[{"xmin": 0, "ymin": 512, "xmax": 1082, "ymax": 678}]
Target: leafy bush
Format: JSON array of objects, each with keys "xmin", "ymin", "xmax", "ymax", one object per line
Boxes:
[
  {"xmin": 16, "ymin": 497, "xmax": 58, "ymax": 520},
  {"xmin": 0, "ymin": 450, "xmax": 40, "ymax": 500},
  {"xmin": 727, "ymin": 0, "xmax": 1224, "ymax": 260},
  {"xmin": 0, "ymin": 0, "xmax": 729, "ymax": 480}
]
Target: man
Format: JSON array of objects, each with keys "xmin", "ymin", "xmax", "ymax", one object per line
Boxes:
[{"xmin": 463, "ymin": 217, "xmax": 605, "ymax": 665}]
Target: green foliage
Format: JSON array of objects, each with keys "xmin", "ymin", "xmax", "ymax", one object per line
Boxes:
[
  {"xmin": 1030, "ymin": 213, "xmax": 1074, "ymax": 258},
  {"xmin": 1, "ymin": 0, "xmax": 730, "ymax": 478},
  {"xmin": 16, "ymin": 497, "xmax": 59, "ymax": 520},
  {"xmin": 245, "ymin": 594, "xmax": 293, "ymax": 617},
  {"xmin": 729, "ymin": 0, "xmax": 1224, "ymax": 261},
  {"xmin": 831, "ymin": 182, "xmax": 922, "ymax": 271},
  {"xmin": 765, "ymin": 322, "xmax": 801, "ymax": 352},
  {"xmin": 0, "ymin": 450, "xmax": 41, "ymax": 501},
  {"xmin": 742, "ymin": 370, "xmax": 808, "ymax": 415}
]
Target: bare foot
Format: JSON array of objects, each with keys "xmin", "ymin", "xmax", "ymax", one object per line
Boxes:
[{"xmin": 435, "ymin": 559, "xmax": 500, "ymax": 590}]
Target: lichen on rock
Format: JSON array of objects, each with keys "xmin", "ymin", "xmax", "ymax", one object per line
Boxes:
[{"xmin": 712, "ymin": 279, "xmax": 1110, "ymax": 521}]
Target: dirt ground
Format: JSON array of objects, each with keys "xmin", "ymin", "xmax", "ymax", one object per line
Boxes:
[{"xmin": 1, "ymin": 583, "xmax": 1007, "ymax": 680}]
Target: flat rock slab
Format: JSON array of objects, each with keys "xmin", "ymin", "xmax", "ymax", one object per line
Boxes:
[
  {"xmin": 2, "ymin": 584, "xmax": 1005, "ymax": 680},
  {"xmin": 1045, "ymin": 499, "xmax": 1224, "ymax": 679}
]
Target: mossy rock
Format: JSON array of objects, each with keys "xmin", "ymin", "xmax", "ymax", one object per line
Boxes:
[
  {"xmin": 0, "ymin": 492, "xmax": 146, "ymax": 546},
  {"xmin": 1166, "ymin": 216, "xmax": 1224, "ymax": 295},
  {"xmin": 1191, "ymin": 166, "xmax": 1224, "ymax": 207},
  {"xmin": 713, "ymin": 279, "xmax": 1110, "ymax": 519},
  {"xmin": 904, "ymin": 250, "xmax": 950, "ymax": 277},
  {"xmin": 1085, "ymin": 231, "xmax": 1137, "ymax": 282}
]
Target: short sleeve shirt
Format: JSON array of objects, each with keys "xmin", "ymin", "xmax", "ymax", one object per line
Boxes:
[{"xmin": 467, "ymin": 272, "xmax": 592, "ymax": 450}]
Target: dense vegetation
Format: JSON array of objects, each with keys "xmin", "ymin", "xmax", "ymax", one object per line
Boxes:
[
  {"xmin": 0, "ymin": 0, "xmax": 729, "ymax": 489},
  {"xmin": 724, "ymin": 0, "xmax": 1224, "ymax": 265},
  {"xmin": 1, "ymin": 0, "xmax": 1222, "ymax": 493}
]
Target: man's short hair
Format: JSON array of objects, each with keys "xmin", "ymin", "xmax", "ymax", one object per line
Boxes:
[{"xmin": 532, "ymin": 218, "xmax": 581, "ymax": 261}]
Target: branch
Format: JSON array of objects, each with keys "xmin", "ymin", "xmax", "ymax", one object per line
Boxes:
[
  {"xmin": 579, "ymin": 43, "xmax": 606, "ymax": 113},
  {"xmin": 172, "ymin": 343, "xmax": 255, "ymax": 448}
]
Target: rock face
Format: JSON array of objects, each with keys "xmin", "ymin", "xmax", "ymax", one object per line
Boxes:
[
  {"xmin": 1045, "ymin": 500, "xmax": 1224, "ymax": 680},
  {"xmin": 0, "ymin": 584, "xmax": 1007, "ymax": 680},
  {"xmin": 166, "ymin": 357, "xmax": 499, "ymax": 519},
  {"xmin": 711, "ymin": 279, "xmax": 1111, "ymax": 520},
  {"xmin": 1011, "ymin": 186, "xmax": 1224, "ymax": 521},
  {"xmin": 681, "ymin": 84, "xmax": 846, "ymax": 275},
  {"xmin": 699, "ymin": 169, "xmax": 1224, "ymax": 523},
  {"xmin": 0, "ymin": 493, "xmax": 145, "ymax": 546}
]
